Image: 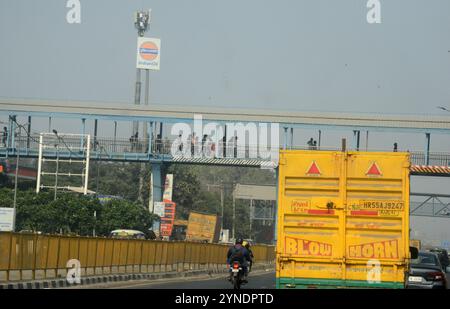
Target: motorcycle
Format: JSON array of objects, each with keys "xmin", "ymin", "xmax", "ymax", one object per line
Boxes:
[{"xmin": 229, "ymin": 261, "xmax": 246, "ymax": 289}]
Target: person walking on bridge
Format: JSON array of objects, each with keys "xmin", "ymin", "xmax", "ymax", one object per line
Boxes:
[
  {"xmin": 2, "ymin": 127, "xmax": 7, "ymax": 147},
  {"xmin": 307, "ymin": 138, "xmax": 314, "ymax": 149}
]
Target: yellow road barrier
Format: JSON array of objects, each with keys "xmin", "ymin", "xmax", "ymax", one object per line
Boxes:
[{"xmin": 0, "ymin": 232, "xmax": 275, "ymax": 281}]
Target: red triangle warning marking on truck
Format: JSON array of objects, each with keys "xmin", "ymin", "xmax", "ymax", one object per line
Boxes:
[
  {"xmin": 366, "ymin": 162, "xmax": 382, "ymax": 176},
  {"xmin": 306, "ymin": 161, "xmax": 321, "ymax": 176}
]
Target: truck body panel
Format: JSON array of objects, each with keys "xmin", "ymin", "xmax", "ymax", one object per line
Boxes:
[{"xmin": 276, "ymin": 150, "xmax": 410, "ymax": 289}]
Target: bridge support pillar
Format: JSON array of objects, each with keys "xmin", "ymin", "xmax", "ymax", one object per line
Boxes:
[
  {"xmin": 365, "ymin": 130, "xmax": 369, "ymax": 151},
  {"xmin": 27, "ymin": 116, "xmax": 31, "ymax": 151},
  {"xmin": 425, "ymin": 133, "xmax": 431, "ymax": 165},
  {"xmin": 93, "ymin": 119, "xmax": 98, "ymax": 151},
  {"xmin": 81, "ymin": 118, "xmax": 86, "ymax": 149},
  {"xmin": 318, "ymin": 130, "xmax": 321, "ymax": 149},
  {"xmin": 353, "ymin": 130, "xmax": 360, "ymax": 151},
  {"xmin": 113, "ymin": 121, "xmax": 117, "ymax": 153},
  {"xmin": 150, "ymin": 162, "xmax": 164, "ymax": 210},
  {"xmin": 10, "ymin": 115, "xmax": 17, "ymax": 150},
  {"xmin": 290, "ymin": 128, "xmax": 293, "ymax": 149},
  {"xmin": 147, "ymin": 121, "xmax": 153, "ymax": 154},
  {"xmin": 7, "ymin": 115, "xmax": 13, "ymax": 151}
]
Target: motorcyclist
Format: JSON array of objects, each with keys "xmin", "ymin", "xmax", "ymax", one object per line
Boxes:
[
  {"xmin": 242, "ymin": 240, "xmax": 254, "ymax": 272},
  {"xmin": 227, "ymin": 238, "xmax": 251, "ymax": 283}
]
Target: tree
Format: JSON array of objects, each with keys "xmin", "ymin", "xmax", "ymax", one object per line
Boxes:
[
  {"xmin": 0, "ymin": 172, "xmax": 11, "ymax": 187},
  {"xmin": 191, "ymin": 190, "xmax": 221, "ymax": 215},
  {"xmin": 91, "ymin": 162, "xmax": 143, "ymax": 201},
  {"xmin": 166, "ymin": 164, "xmax": 201, "ymax": 219},
  {"xmin": 95, "ymin": 199, "xmax": 156, "ymax": 235},
  {"xmin": 0, "ymin": 188, "xmax": 156, "ymax": 236},
  {"xmin": 0, "ymin": 157, "xmax": 277, "ymax": 243}
]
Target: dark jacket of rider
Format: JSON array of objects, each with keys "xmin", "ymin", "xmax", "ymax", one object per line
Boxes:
[{"xmin": 226, "ymin": 243, "xmax": 251, "ymax": 266}]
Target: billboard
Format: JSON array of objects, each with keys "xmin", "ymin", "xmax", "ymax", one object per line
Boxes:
[
  {"xmin": 153, "ymin": 201, "xmax": 166, "ymax": 218},
  {"xmin": 0, "ymin": 207, "xmax": 14, "ymax": 231},
  {"xmin": 220, "ymin": 229, "xmax": 230, "ymax": 243},
  {"xmin": 136, "ymin": 37, "xmax": 161, "ymax": 70},
  {"xmin": 186, "ymin": 212, "xmax": 221, "ymax": 243},
  {"xmin": 163, "ymin": 174, "xmax": 173, "ymax": 202},
  {"xmin": 160, "ymin": 201, "xmax": 176, "ymax": 237}
]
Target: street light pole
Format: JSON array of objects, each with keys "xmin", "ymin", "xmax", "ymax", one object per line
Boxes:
[
  {"xmin": 54, "ymin": 144, "xmax": 59, "ymax": 201},
  {"xmin": 205, "ymin": 183, "xmax": 225, "ymax": 232},
  {"xmin": 93, "ymin": 211, "xmax": 96, "ymax": 237},
  {"xmin": 52, "ymin": 130, "xmax": 60, "ymax": 201},
  {"xmin": 232, "ymin": 184, "xmax": 236, "ymax": 241},
  {"xmin": 96, "ymin": 162, "xmax": 100, "ymax": 193},
  {"xmin": 95, "ymin": 144, "xmax": 101, "ymax": 194},
  {"xmin": 220, "ymin": 185, "xmax": 224, "ymax": 231},
  {"xmin": 12, "ymin": 143, "xmax": 19, "ymax": 232}
]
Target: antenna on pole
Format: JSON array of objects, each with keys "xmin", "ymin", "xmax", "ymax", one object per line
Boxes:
[{"xmin": 135, "ymin": 9, "xmax": 151, "ymax": 37}]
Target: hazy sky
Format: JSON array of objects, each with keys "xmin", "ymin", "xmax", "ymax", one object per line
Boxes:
[
  {"xmin": 0, "ymin": 1, "xmax": 449, "ymax": 243},
  {"xmin": 2, "ymin": 1, "xmax": 450, "ymax": 146},
  {"xmin": 1, "ymin": 0, "xmax": 450, "ymax": 113}
]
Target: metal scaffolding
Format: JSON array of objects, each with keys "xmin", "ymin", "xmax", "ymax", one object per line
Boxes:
[
  {"xmin": 36, "ymin": 133, "xmax": 91, "ymax": 196},
  {"xmin": 410, "ymin": 193, "xmax": 450, "ymax": 218}
]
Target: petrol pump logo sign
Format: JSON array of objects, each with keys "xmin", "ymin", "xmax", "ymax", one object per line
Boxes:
[
  {"xmin": 140, "ymin": 41, "xmax": 159, "ymax": 61},
  {"xmin": 137, "ymin": 37, "xmax": 161, "ymax": 70}
]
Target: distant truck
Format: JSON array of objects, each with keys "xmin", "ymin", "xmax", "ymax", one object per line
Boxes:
[
  {"xmin": 185, "ymin": 211, "xmax": 221, "ymax": 243},
  {"xmin": 410, "ymin": 239, "xmax": 421, "ymax": 251},
  {"xmin": 170, "ymin": 219, "xmax": 188, "ymax": 241},
  {"xmin": 276, "ymin": 150, "xmax": 412, "ymax": 289}
]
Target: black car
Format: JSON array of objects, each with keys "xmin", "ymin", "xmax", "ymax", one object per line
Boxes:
[
  {"xmin": 407, "ymin": 251, "xmax": 448, "ymax": 289},
  {"xmin": 429, "ymin": 248, "xmax": 450, "ymax": 270}
]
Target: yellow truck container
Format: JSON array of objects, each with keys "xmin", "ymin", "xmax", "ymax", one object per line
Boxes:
[
  {"xmin": 276, "ymin": 150, "xmax": 411, "ymax": 289},
  {"xmin": 186, "ymin": 212, "xmax": 221, "ymax": 243}
]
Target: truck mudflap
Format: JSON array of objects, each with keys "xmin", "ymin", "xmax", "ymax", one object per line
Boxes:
[{"xmin": 276, "ymin": 277, "xmax": 404, "ymax": 289}]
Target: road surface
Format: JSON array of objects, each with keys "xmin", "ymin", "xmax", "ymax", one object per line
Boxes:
[
  {"xmin": 64, "ymin": 270, "xmax": 276, "ymax": 289},
  {"xmin": 61, "ymin": 269, "xmax": 450, "ymax": 289}
]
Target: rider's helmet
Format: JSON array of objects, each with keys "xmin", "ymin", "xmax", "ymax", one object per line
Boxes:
[
  {"xmin": 235, "ymin": 238, "xmax": 243, "ymax": 245},
  {"xmin": 243, "ymin": 240, "xmax": 250, "ymax": 249}
]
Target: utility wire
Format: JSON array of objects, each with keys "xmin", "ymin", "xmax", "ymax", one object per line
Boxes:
[
  {"xmin": 53, "ymin": 133, "xmax": 79, "ymax": 157},
  {"xmin": 0, "ymin": 118, "xmax": 49, "ymax": 146},
  {"xmin": 7, "ymin": 118, "xmax": 49, "ymax": 147}
]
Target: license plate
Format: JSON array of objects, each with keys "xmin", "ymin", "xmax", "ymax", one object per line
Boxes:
[
  {"xmin": 408, "ymin": 276, "xmax": 422, "ymax": 282},
  {"xmin": 232, "ymin": 269, "xmax": 239, "ymax": 273}
]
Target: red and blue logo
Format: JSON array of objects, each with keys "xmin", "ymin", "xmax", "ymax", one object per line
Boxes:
[{"xmin": 139, "ymin": 41, "xmax": 159, "ymax": 61}]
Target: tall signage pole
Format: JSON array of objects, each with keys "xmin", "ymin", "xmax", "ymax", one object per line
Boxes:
[
  {"xmin": 133, "ymin": 10, "xmax": 151, "ymax": 139},
  {"xmin": 135, "ymin": 10, "xmax": 151, "ymax": 204},
  {"xmin": 134, "ymin": 10, "xmax": 161, "ymax": 213}
]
